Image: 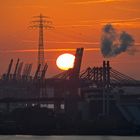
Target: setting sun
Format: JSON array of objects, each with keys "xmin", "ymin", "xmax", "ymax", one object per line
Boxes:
[{"xmin": 56, "ymin": 53, "xmax": 75, "ymax": 70}]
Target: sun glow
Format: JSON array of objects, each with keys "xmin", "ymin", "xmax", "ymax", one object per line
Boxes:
[{"xmin": 56, "ymin": 53, "xmax": 75, "ymax": 70}]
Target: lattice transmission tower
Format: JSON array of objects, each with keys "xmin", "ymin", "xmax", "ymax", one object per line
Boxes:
[{"xmin": 30, "ymin": 14, "xmax": 53, "ymax": 74}]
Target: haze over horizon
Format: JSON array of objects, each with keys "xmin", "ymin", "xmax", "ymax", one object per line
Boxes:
[{"xmin": 0, "ymin": 0, "xmax": 140, "ymax": 79}]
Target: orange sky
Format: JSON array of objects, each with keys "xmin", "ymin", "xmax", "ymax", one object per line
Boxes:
[{"xmin": 0, "ymin": 0, "xmax": 140, "ymax": 79}]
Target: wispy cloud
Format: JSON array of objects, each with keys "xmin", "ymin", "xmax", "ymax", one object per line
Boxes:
[
  {"xmin": 1, "ymin": 44, "xmax": 139, "ymax": 53},
  {"xmin": 80, "ymin": 18, "xmax": 140, "ymax": 24},
  {"xmin": 0, "ymin": 41, "xmax": 139, "ymax": 53},
  {"xmin": 78, "ymin": 18, "xmax": 140, "ymax": 28},
  {"xmin": 23, "ymin": 40, "xmax": 99, "ymax": 45},
  {"xmin": 56, "ymin": 24, "xmax": 94, "ymax": 28},
  {"xmin": 114, "ymin": 7, "xmax": 140, "ymax": 12},
  {"xmin": 67, "ymin": 0, "xmax": 125, "ymax": 5},
  {"xmin": 0, "ymin": 48, "xmax": 100, "ymax": 53},
  {"xmin": 55, "ymin": 18, "xmax": 140, "ymax": 29},
  {"xmin": 23, "ymin": 40, "xmax": 140, "ymax": 46},
  {"xmin": 47, "ymin": 41, "xmax": 99, "ymax": 45},
  {"xmin": 102, "ymin": 18, "xmax": 140, "ymax": 24},
  {"xmin": 7, "ymin": 5, "xmax": 48, "ymax": 9}
]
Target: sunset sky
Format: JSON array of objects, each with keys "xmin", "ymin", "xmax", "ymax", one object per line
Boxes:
[{"xmin": 0, "ymin": 0, "xmax": 140, "ymax": 79}]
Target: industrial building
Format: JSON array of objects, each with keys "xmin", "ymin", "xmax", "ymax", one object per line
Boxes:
[{"xmin": 0, "ymin": 48, "xmax": 140, "ymax": 135}]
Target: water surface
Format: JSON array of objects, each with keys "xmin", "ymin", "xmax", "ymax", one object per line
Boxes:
[{"xmin": 0, "ymin": 136, "xmax": 140, "ymax": 140}]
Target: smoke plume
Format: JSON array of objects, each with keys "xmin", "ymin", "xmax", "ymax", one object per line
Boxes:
[{"xmin": 101, "ymin": 24, "xmax": 135, "ymax": 58}]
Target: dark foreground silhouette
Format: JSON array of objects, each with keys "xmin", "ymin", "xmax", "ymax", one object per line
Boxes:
[{"xmin": 0, "ymin": 106, "xmax": 140, "ymax": 136}]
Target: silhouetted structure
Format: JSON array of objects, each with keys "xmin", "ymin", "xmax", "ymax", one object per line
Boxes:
[
  {"xmin": 30, "ymin": 14, "xmax": 53, "ymax": 75},
  {"xmin": 0, "ymin": 48, "xmax": 140, "ymax": 135}
]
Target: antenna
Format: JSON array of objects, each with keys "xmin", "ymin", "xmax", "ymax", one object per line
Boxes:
[{"xmin": 30, "ymin": 14, "xmax": 54, "ymax": 75}]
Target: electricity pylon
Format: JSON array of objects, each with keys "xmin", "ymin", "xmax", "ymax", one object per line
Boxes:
[{"xmin": 30, "ymin": 14, "xmax": 53, "ymax": 75}]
